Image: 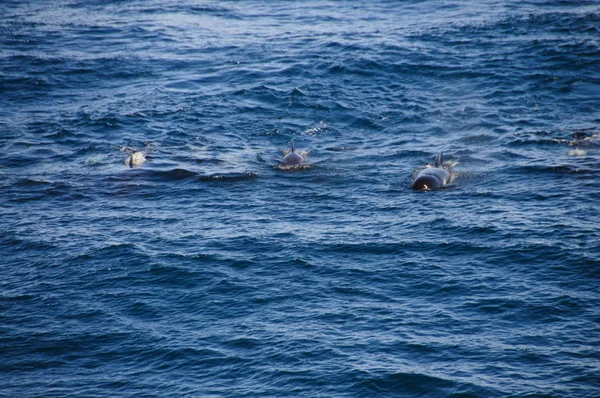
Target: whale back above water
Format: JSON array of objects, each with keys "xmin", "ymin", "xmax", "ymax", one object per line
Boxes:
[
  {"xmin": 125, "ymin": 151, "xmax": 146, "ymax": 167},
  {"xmin": 412, "ymin": 152, "xmax": 451, "ymax": 190},
  {"xmin": 281, "ymin": 140, "xmax": 305, "ymax": 166}
]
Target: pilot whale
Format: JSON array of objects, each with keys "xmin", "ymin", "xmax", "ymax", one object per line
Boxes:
[
  {"xmin": 125, "ymin": 151, "xmax": 146, "ymax": 167},
  {"xmin": 280, "ymin": 140, "xmax": 305, "ymax": 166},
  {"xmin": 412, "ymin": 152, "xmax": 451, "ymax": 190}
]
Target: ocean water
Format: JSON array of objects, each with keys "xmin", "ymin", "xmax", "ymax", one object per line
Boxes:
[{"xmin": 1, "ymin": 0, "xmax": 599, "ymax": 396}]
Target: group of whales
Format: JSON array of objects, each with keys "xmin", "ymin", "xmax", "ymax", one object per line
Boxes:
[
  {"xmin": 279, "ymin": 140, "xmax": 453, "ymax": 190},
  {"xmin": 125, "ymin": 140, "xmax": 453, "ymax": 191}
]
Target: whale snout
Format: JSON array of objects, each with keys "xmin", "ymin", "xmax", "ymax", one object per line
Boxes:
[
  {"xmin": 412, "ymin": 175, "xmax": 442, "ymax": 190},
  {"xmin": 411, "ymin": 162, "xmax": 451, "ymax": 190}
]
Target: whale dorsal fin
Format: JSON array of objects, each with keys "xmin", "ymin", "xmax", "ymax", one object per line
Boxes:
[
  {"xmin": 291, "ymin": 140, "xmax": 296, "ymax": 153},
  {"xmin": 434, "ymin": 151, "xmax": 443, "ymax": 167}
]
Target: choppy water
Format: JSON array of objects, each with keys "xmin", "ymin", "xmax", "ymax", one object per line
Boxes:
[{"xmin": 1, "ymin": 1, "xmax": 600, "ymax": 396}]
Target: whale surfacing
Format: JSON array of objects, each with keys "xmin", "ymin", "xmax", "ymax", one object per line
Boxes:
[
  {"xmin": 125, "ymin": 151, "xmax": 146, "ymax": 167},
  {"xmin": 411, "ymin": 152, "xmax": 451, "ymax": 190},
  {"xmin": 280, "ymin": 140, "xmax": 305, "ymax": 166}
]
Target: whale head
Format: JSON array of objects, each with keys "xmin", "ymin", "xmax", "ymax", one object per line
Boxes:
[
  {"xmin": 411, "ymin": 151, "xmax": 451, "ymax": 190},
  {"xmin": 412, "ymin": 174, "xmax": 443, "ymax": 190}
]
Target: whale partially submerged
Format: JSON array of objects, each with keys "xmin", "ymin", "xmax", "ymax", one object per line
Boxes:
[
  {"xmin": 412, "ymin": 152, "xmax": 451, "ymax": 190},
  {"xmin": 125, "ymin": 151, "xmax": 146, "ymax": 167},
  {"xmin": 121, "ymin": 144, "xmax": 155, "ymax": 168},
  {"xmin": 280, "ymin": 140, "xmax": 305, "ymax": 166}
]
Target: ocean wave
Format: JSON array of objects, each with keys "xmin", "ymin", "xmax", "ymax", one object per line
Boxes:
[{"xmin": 1, "ymin": 1, "xmax": 599, "ymax": 396}]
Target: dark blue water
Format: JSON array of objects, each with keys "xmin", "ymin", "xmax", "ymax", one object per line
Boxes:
[{"xmin": 2, "ymin": 1, "xmax": 600, "ymax": 396}]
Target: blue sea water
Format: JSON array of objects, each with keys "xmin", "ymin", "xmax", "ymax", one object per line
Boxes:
[{"xmin": 1, "ymin": 0, "xmax": 600, "ymax": 396}]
